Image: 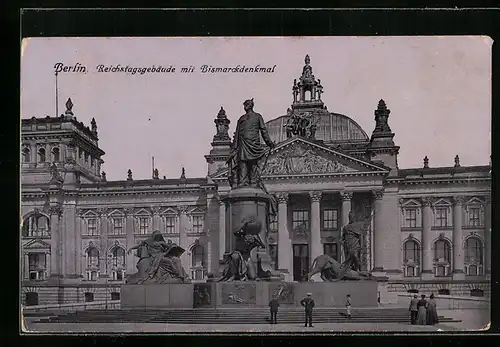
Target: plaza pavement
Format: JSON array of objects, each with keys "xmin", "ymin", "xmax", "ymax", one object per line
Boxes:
[{"xmin": 23, "ymin": 309, "xmax": 489, "ymax": 334}]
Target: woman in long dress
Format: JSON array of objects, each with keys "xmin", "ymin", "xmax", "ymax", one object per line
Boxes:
[
  {"xmin": 416, "ymin": 294, "xmax": 427, "ymax": 325},
  {"xmin": 426, "ymin": 293, "xmax": 439, "ymax": 325}
]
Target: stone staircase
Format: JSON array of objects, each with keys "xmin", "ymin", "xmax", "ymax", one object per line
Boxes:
[{"xmin": 31, "ymin": 307, "xmax": 460, "ymax": 324}]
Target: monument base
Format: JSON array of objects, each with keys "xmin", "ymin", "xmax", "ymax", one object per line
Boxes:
[{"xmin": 121, "ymin": 280, "xmax": 379, "ymax": 309}]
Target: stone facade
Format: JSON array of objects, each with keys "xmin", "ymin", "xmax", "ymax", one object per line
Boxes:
[{"xmin": 21, "ymin": 56, "xmax": 491, "ymax": 305}]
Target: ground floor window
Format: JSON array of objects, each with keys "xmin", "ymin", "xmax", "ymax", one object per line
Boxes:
[
  {"xmin": 111, "ymin": 292, "xmax": 120, "ymax": 300},
  {"xmin": 323, "ymin": 242, "xmax": 339, "ymax": 261},
  {"xmin": 84, "ymin": 292, "xmax": 94, "ymax": 302},
  {"xmin": 470, "ymin": 289, "xmax": 484, "ymax": 297},
  {"xmin": 438, "ymin": 288, "xmax": 450, "ymax": 295},
  {"xmin": 293, "ymin": 244, "xmax": 309, "ymax": 282},
  {"xmin": 25, "ymin": 292, "xmax": 39, "ymax": 306}
]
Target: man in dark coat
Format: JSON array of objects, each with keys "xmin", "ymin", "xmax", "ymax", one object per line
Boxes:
[
  {"xmin": 409, "ymin": 295, "xmax": 419, "ymax": 325},
  {"xmin": 268, "ymin": 296, "xmax": 280, "ymax": 324},
  {"xmin": 300, "ymin": 293, "xmax": 315, "ymax": 327},
  {"xmin": 227, "ymin": 98, "xmax": 275, "ymax": 188}
]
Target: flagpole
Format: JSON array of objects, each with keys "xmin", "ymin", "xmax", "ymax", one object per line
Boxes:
[
  {"xmin": 152, "ymin": 156, "xmax": 155, "ymax": 178},
  {"xmin": 55, "ymin": 71, "xmax": 59, "ymax": 117}
]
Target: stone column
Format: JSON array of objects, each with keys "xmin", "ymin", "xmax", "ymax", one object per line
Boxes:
[
  {"xmin": 421, "ymin": 197, "xmax": 433, "ymax": 279},
  {"xmin": 49, "ymin": 206, "xmax": 62, "ymax": 279},
  {"xmin": 63, "ymin": 202, "xmax": 77, "ymax": 278},
  {"xmin": 24, "ymin": 253, "xmax": 29, "ymax": 279},
  {"xmin": 452, "ymin": 196, "xmax": 465, "ymax": 280},
  {"xmin": 177, "ymin": 205, "xmax": 190, "ymax": 273},
  {"xmin": 309, "ymin": 191, "xmax": 323, "ymax": 268},
  {"xmin": 124, "ymin": 208, "xmax": 136, "ymax": 275},
  {"xmin": 98, "ymin": 209, "xmax": 109, "ymax": 278},
  {"xmin": 340, "ymin": 191, "xmax": 353, "ymax": 263},
  {"xmin": 372, "ymin": 190, "xmax": 385, "ymax": 272},
  {"xmin": 152, "ymin": 207, "xmax": 161, "ymax": 231},
  {"xmin": 277, "ymin": 193, "xmax": 292, "ymax": 276},
  {"xmin": 218, "ymin": 198, "xmax": 226, "ymax": 261},
  {"xmin": 75, "ymin": 211, "xmax": 83, "ymax": 277},
  {"xmin": 484, "ymin": 196, "xmax": 491, "ymax": 278}
]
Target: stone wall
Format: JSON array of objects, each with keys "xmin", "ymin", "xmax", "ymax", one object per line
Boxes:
[{"xmin": 387, "ymin": 280, "xmax": 491, "ymax": 297}]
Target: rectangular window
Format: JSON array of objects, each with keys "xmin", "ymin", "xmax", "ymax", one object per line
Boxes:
[
  {"xmin": 322, "ymin": 209, "xmax": 338, "ymax": 230},
  {"xmin": 192, "ymin": 215, "xmax": 204, "ymax": 233},
  {"xmin": 111, "ymin": 218, "xmax": 124, "ymax": 235},
  {"xmin": 468, "ymin": 207, "xmax": 481, "ymax": 227},
  {"xmin": 139, "ymin": 217, "xmax": 149, "ymax": 234},
  {"xmin": 405, "ymin": 209, "xmax": 417, "ymax": 228},
  {"xmin": 435, "ymin": 207, "xmax": 448, "ymax": 227},
  {"xmin": 292, "ymin": 210, "xmax": 309, "ymax": 232},
  {"xmin": 269, "ymin": 215, "xmax": 278, "ymax": 232},
  {"xmin": 323, "ymin": 243, "xmax": 339, "ymax": 261},
  {"xmin": 87, "ymin": 218, "xmax": 98, "ymax": 236},
  {"xmin": 268, "ymin": 244, "xmax": 278, "ymax": 270},
  {"xmin": 165, "ymin": 216, "xmax": 176, "ymax": 234}
]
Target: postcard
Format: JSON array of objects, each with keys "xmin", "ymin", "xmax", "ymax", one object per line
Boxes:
[{"xmin": 20, "ymin": 36, "xmax": 491, "ymax": 334}]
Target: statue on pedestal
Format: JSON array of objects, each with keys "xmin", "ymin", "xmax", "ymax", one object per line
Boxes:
[
  {"xmin": 126, "ymin": 230, "xmax": 191, "ymax": 284},
  {"xmin": 341, "ymin": 211, "xmax": 366, "ymax": 272},
  {"xmin": 227, "ymin": 98, "xmax": 276, "ymax": 189}
]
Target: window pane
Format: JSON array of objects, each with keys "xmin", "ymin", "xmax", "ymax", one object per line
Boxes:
[
  {"xmin": 166, "ymin": 217, "xmax": 175, "ymax": 234},
  {"xmin": 323, "ymin": 209, "xmax": 338, "ymax": 229}
]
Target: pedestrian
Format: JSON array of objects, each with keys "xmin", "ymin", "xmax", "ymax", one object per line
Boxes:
[
  {"xmin": 268, "ymin": 296, "xmax": 280, "ymax": 324},
  {"xmin": 426, "ymin": 293, "xmax": 439, "ymax": 325},
  {"xmin": 416, "ymin": 294, "xmax": 427, "ymax": 325},
  {"xmin": 345, "ymin": 294, "xmax": 352, "ymax": 319},
  {"xmin": 300, "ymin": 292, "xmax": 315, "ymax": 327},
  {"xmin": 408, "ymin": 294, "xmax": 419, "ymax": 325}
]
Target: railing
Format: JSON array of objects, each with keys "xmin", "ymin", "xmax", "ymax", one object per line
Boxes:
[
  {"xmin": 22, "ymin": 300, "xmax": 121, "ymax": 314},
  {"xmin": 396, "ymin": 293, "xmax": 489, "ymax": 310}
]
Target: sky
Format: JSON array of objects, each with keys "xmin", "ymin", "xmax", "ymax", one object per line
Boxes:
[{"xmin": 21, "ymin": 37, "xmax": 492, "ymax": 181}]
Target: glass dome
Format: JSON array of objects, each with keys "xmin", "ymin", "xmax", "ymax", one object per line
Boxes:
[{"xmin": 266, "ymin": 112, "xmax": 369, "ymax": 144}]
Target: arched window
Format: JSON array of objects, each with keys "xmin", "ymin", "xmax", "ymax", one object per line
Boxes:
[
  {"xmin": 465, "ymin": 237, "xmax": 483, "ymax": 276},
  {"xmin": 191, "ymin": 245, "xmax": 205, "ymax": 280},
  {"xmin": 23, "ymin": 147, "xmax": 30, "ymax": 163},
  {"xmin": 38, "ymin": 148, "xmax": 46, "ymax": 162},
  {"xmin": 22, "ymin": 213, "xmax": 50, "ymax": 237},
  {"xmin": 403, "ymin": 240, "xmax": 420, "ymax": 277},
  {"xmin": 111, "ymin": 247, "xmax": 126, "ymax": 268},
  {"xmin": 52, "ymin": 147, "xmax": 60, "ymax": 162},
  {"xmin": 87, "ymin": 247, "xmax": 99, "ymax": 268},
  {"xmin": 434, "ymin": 240, "xmax": 451, "ymax": 277}
]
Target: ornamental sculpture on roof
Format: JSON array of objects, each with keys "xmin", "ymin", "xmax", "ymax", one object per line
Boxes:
[{"xmin": 284, "ymin": 108, "xmax": 318, "ymax": 139}]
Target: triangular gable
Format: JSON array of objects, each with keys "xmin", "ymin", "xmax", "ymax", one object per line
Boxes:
[
  {"xmin": 433, "ymin": 198, "xmax": 452, "ymax": 206},
  {"xmin": 465, "ymin": 197, "xmax": 484, "ymax": 205},
  {"xmin": 160, "ymin": 207, "xmax": 178, "ymax": 215},
  {"xmin": 23, "ymin": 239, "xmax": 51, "ymax": 250},
  {"xmin": 107, "ymin": 209, "xmax": 125, "ymax": 217},
  {"xmin": 135, "ymin": 208, "xmax": 152, "ymax": 216},
  {"xmin": 189, "ymin": 206, "xmax": 206, "ymax": 214},
  {"xmin": 211, "ymin": 136, "xmax": 388, "ymax": 179},
  {"xmin": 401, "ymin": 199, "xmax": 421, "ymax": 208},
  {"xmin": 81, "ymin": 209, "xmax": 98, "ymax": 218}
]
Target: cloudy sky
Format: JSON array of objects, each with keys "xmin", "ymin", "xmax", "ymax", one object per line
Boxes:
[{"xmin": 21, "ymin": 36, "xmax": 491, "ymax": 180}]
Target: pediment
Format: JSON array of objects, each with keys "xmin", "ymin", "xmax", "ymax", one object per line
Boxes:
[
  {"xmin": 23, "ymin": 239, "xmax": 51, "ymax": 250},
  {"xmin": 212, "ymin": 137, "xmax": 388, "ymax": 179}
]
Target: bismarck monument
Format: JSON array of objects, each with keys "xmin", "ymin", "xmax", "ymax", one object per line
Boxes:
[{"xmin": 122, "ymin": 97, "xmax": 379, "ymax": 309}]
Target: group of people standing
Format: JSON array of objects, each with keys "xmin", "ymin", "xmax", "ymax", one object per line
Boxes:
[
  {"xmin": 409, "ymin": 293, "xmax": 439, "ymax": 326},
  {"xmin": 268, "ymin": 293, "xmax": 353, "ymax": 326}
]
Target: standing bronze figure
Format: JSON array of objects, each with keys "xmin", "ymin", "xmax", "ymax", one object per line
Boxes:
[
  {"xmin": 227, "ymin": 98, "xmax": 275, "ymax": 188},
  {"xmin": 341, "ymin": 211, "xmax": 365, "ymax": 272}
]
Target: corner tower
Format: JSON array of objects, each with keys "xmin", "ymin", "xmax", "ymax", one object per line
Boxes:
[
  {"xmin": 205, "ymin": 107, "xmax": 232, "ymax": 176},
  {"xmin": 367, "ymin": 99, "xmax": 399, "ymax": 175}
]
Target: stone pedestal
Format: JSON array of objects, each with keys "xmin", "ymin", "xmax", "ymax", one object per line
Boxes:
[{"xmin": 225, "ymin": 187, "xmax": 280, "ymax": 279}]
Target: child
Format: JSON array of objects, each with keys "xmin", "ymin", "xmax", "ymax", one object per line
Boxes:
[{"xmin": 346, "ymin": 294, "xmax": 352, "ymax": 319}]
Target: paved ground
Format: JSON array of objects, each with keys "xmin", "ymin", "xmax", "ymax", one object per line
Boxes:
[{"xmin": 22, "ymin": 308, "xmax": 490, "ymax": 334}]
